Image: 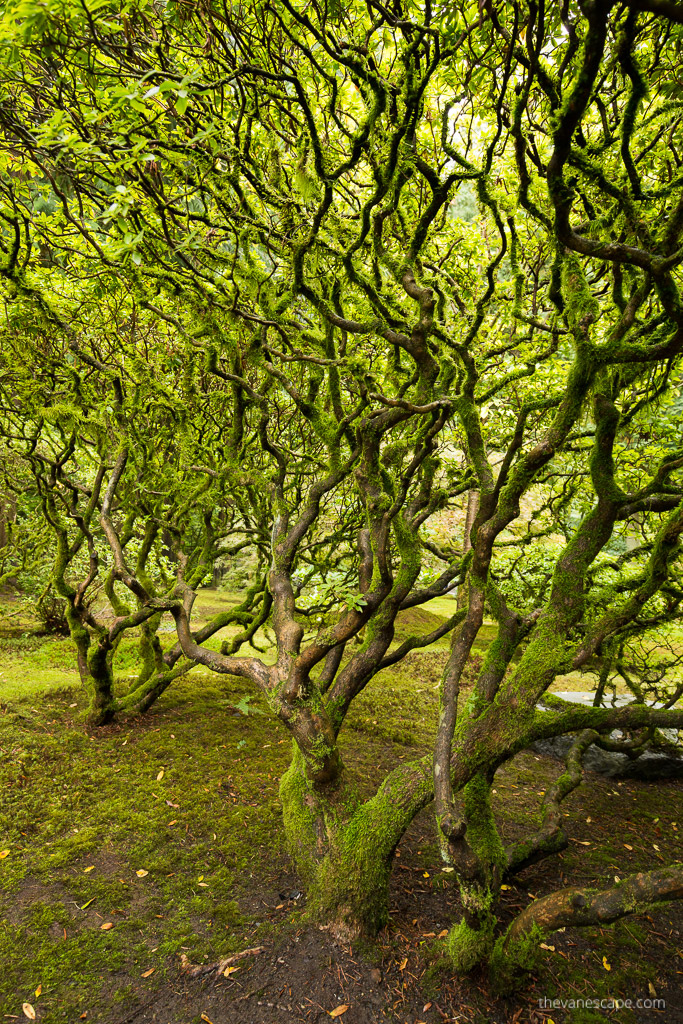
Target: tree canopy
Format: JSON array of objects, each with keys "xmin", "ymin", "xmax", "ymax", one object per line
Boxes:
[{"xmin": 1, "ymin": 0, "xmax": 683, "ymax": 980}]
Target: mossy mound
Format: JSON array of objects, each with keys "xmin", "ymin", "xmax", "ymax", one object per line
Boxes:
[{"xmin": 393, "ymin": 605, "xmax": 451, "ymax": 642}]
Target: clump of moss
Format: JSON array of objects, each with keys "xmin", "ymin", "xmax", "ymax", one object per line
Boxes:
[
  {"xmin": 348, "ymin": 714, "xmax": 417, "ymax": 746},
  {"xmin": 309, "ymin": 797, "xmax": 399, "ymax": 939},
  {"xmin": 445, "ymin": 917, "xmax": 496, "ymax": 974},
  {"xmin": 487, "ymin": 924, "xmax": 544, "ymax": 994}
]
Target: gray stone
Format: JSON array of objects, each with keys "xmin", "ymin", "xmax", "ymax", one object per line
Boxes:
[{"xmin": 534, "ymin": 692, "xmax": 683, "ymax": 780}]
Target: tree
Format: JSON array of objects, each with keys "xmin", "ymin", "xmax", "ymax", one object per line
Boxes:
[
  {"xmin": 1, "ymin": 0, "xmax": 683, "ymax": 981},
  {"xmin": 0, "ymin": 292, "xmax": 271, "ymax": 720}
]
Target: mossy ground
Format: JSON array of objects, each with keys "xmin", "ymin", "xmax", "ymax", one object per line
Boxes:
[
  {"xmin": 1, "ymin": 594, "xmax": 682, "ymax": 1023},
  {"xmin": 0, "ymin": 666, "xmax": 294, "ymax": 1022}
]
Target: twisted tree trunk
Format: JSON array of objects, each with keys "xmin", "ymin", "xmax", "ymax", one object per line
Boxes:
[{"xmin": 280, "ymin": 747, "xmax": 433, "ymax": 939}]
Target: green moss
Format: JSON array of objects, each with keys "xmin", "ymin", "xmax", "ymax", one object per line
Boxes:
[
  {"xmin": 0, "ymin": 668, "xmax": 291, "ymax": 1017},
  {"xmin": 279, "ymin": 747, "xmax": 400, "ymax": 936},
  {"xmin": 445, "ymin": 917, "xmax": 496, "ymax": 974},
  {"xmin": 487, "ymin": 923, "xmax": 544, "ymax": 994},
  {"xmin": 562, "ymin": 253, "xmax": 600, "ymax": 330},
  {"xmin": 347, "ymin": 714, "xmax": 417, "ymax": 746},
  {"xmin": 0, "ymin": 910, "xmax": 149, "ymax": 1021},
  {"xmin": 311, "ymin": 797, "xmax": 400, "ymax": 937},
  {"xmin": 279, "ymin": 744, "xmax": 321, "ymax": 884},
  {"xmin": 3, "ymin": 617, "xmax": 680, "ymax": 1015},
  {"xmin": 210, "ymin": 900, "xmax": 244, "ymax": 928},
  {"xmin": 280, "ymin": 746, "xmax": 433, "ymax": 940},
  {"xmin": 462, "ymin": 773, "xmax": 505, "ymax": 875},
  {"xmin": 566, "ymin": 1012, "xmax": 611, "ymax": 1024}
]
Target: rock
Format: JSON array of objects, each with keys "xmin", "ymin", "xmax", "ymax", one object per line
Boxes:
[{"xmin": 534, "ymin": 692, "xmax": 683, "ymax": 780}]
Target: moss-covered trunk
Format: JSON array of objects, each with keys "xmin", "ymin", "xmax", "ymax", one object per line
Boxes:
[
  {"xmin": 443, "ymin": 772, "xmax": 506, "ymax": 972},
  {"xmin": 85, "ymin": 640, "xmax": 117, "ymax": 726},
  {"xmin": 62, "ymin": 603, "xmax": 116, "ymax": 727},
  {"xmin": 117, "ymin": 666, "xmax": 178, "ymax": 716},
  {"xmin": 280, "ymin": 746, "xmax": 432, "ymax": 939}
]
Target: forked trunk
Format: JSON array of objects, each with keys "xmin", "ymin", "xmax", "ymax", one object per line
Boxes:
[{"xmin": 280, "ymin": 746, "xmax": 432, "ymax": 939}]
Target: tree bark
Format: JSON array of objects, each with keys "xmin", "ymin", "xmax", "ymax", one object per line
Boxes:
[
  {"xmin": 279, "ymin": 747, "xmax": 433, "ymax": 939},
  {"xmin": 504, "ymin": 863, "xmax": 683, "ymax": 946},
  {"xmin": 456, "ymin": 490, "xmax": 479, "ymax": 610}
]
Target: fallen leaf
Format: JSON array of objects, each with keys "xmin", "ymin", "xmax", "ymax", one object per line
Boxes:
[
  {"xmin": 329, "ymin": 1007, "xmax": 348, "ymax": 1019},
  {"xmin": 141, "ymin": 968, "xmax": 155, "ymax": 978},
  {"xmin": 624, "ymin": 843, "xmax": 633, "ymax": 851},
  {"xmin": 653, "ymin": 844, "xmax": 660, "ymax": 851},
  {"xmin": 136, "ymin": 870, "xmax": 149, "ymax": 878},
  {"xmin": 80, "ymin": 898, "xmax": 95, "ymax": 910},
  {"xmin": 83, "ymin": 866, "xmax": 95, "ymax": 873},
  {"xmin": 166, "ymin": 801, "xmax": 179, "ymax": 808},
  {"xmin": 398, "ymin": 958, "xmax": 408, "ymax": 970},
  {"xmin": 22, "ymin": 1006, "xmax": 35, "ymax": 1021},
  {"xmin": 156, "ymin": 769, "xmax": 165, "ymax": 781},
  {"xmin": 422, "ymin": 932, "xmax": 435, "ymax": 938},
  {"xmin": 223, "ymin": 966, "xmax": 240, "ymax": 977},
  {"xmin": 540, "ymin": 942, "xmax": 555, "ymax": 952},
  {"xmin": 167, "ymin": 820, "xmax": 177, "ymax": 827},
  {"xmin": 500, "ymin": 884, "xmax": 512, "ymax": 891},
  {"xmin": 442, "ymin": 866, "xmax": 454, "ymax": 873},
  {"xmin": 34, "ymin": 986, "xmax": 41, "ymax": 998},
  {"xmin": 198, "ymin": 875, "xmax": 204, "ymax": 882},
  {"xmin": 648, "ymin": 981, "xmax": 657, "ymax": 998},
  {"xmin": 0, "ymin": 850, "xmax": 10, "ymax": 859},
  {"xmin": 422, "ymin": 871, "xmax": 429, "ymax": 878},
  {"xmin": 602, "ymin": 956, "xmax": 611, "ymax": 971},
  {"xmin": 201, "ymin": 1015, "xmax": 214, "ymax": 1024},
  {"xmin": 100, "ymin": 923, "xmax": 113, "ymax": 931},
  {"xmin": 423, "ymin": 1005, "xmax": 432, "ymax": 1012},
  {"xmin": 198, "ymin": 882, "xmax": 209, "ymax": 887},
  {"xmin": 437, "ymin": 929, "xmax": 448, "ymax": 939}
]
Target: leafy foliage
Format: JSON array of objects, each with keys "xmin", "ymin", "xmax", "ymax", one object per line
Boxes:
[{"xmin": 1, "ymin": 0, "xmax": 683, "ymax": 976}]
